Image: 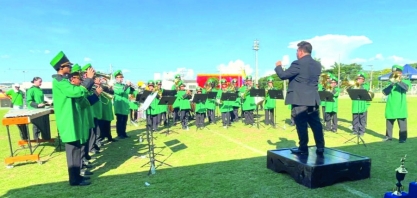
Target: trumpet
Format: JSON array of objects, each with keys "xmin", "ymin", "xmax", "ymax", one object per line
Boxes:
[
  {"xmin": 389, "ymin": 71, "xmax": 402, "ymax": 82},
  {"xmin": 320, "ymin": 73, "xmax": 331, "ymax": 91}
]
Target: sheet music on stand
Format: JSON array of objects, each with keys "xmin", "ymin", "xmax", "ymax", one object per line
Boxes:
[{"xmin": 139, "ymin": 92, "xmax": 158, "ymax": 111}]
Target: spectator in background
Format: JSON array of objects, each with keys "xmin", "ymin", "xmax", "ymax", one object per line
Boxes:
[{"xmin": 6, "ymin": 83, "xmax": 25, "ymax": 109}]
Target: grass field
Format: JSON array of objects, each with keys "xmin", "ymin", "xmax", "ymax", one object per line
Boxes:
[{"xmin": 1, "ymin": 96, "xmax": 417, "ymax": 198}]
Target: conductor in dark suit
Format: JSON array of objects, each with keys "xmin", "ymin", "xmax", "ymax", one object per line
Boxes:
[{"xmin": 274, "ymin": 41, "xmax": 325, "ymax": 155}]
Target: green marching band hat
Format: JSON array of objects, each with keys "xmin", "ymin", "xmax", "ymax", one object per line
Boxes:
[
  {"xmin": 246, "ymin": 75, "xmax": 253, "ymax": 80},
  {"xmin": 50, "ymin": 51, "xmax": 72, "ymax": 70},
  {"xmin": 196, "ymin": 87, "xmax": 203, "ymax": 92},
  {"xmin": 155, "ymin": 80, "xmax": 162, "ymax": 84},
  {"xmin": 81, "ymin": 63, "xmax": 92, "ymax": 72},
  {"xmin": 356, "ymin": 71, "xmax": 368, "ymax": 79},
  {"xmin": 330, "ymin": 76, "xmax": 338, "ymax": 82},
  {"xmin": 206, "ymin": 79, "xmax": 212, "ymax": 84},
  {"xmin": 113, "ymin": 70, "xmax": 123, "ymax": 77},
  {"xmin": 220, "ymin": 79, "xmax": 227, "ymax": 84},
  {"xmin": 147, "ymin": 80, "xmax": 155, "ymax": 85},
  {"xmin": 70, "ymin": 64, "xmax": 81, "ymax": 77},
  {"xmin": 267, "ymin": 77, "xmax": 273, "ymax": 82},
  {"xmin": 392, "ymin": 64, "xmax": 404, "ymax": 72},
  {"xmin": 175, "ymin": 74, "xmax": 181, "ymax": 78},
  {"xmin": 232, "ymin": 78, "xmax": 237, "ymax": 83}
]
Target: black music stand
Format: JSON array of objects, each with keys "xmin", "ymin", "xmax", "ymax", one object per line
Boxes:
[
  {"xmin": 344, "ymin": 89, "xmax": 372, "ymax": 147},
  {"xmin": 193, "ymin": 94, "xmax": 209, "ymax": 131},
  {"xmin": 207, "ymin": 92, "xmax": 218, "ymax": 124},
  {"xmin": 140, "ymin": 93, "xmax": 172, "ymax": 175},
  {"xmin": 318, "ymin": 91, "xmax": 334, "ymax": 125},
  {"xmin": 250, "ymin": 89, "xmax": 265, "ymax": 129},
  {"xmin": 318, "ymin": 90, "xmax": 334, "ymax": 127},
  {"xmin": 219, "ymin": 92, "xmax": 238, "ymax": 129},
  {"xmin": 267, "ymin": 90, "xmax": 284, "ymax": 130},
  {"xmin": 159, "ymin": 96, "xmax": 178, "ymax": 135},
  {"xmin": 161, "ymin": 89, "xmax": 177, "ymax": 124}
]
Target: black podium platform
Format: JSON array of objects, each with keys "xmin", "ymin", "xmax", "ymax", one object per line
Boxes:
[{"xmin": 266, "ymin": 147, "xmax": 371, "ymax": 188}]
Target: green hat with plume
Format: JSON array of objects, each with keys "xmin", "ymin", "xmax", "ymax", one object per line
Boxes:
[
  {"xmin": 50, "ymin": 51, "xmax": 72, "ymax": 70},
  {"xmin": 392, "ymin": 65, "xmax": 404, "ymax": 72},
  {"xmin": 356, "ymin": 72, "xmax": 368, "ymax": 79},
  {"xmin": 245, "ymin": 75, "xmax": 253, "ymax": 80},
  {"xmin": 147, "ymin": 80, "xmax": 154, "ymax": 85},
  {"xmin": 113, "ymin": 70, "xmax": 123, "ymax": 77},
  {"xmin": 81, "ymin": 63, "xmax": 92, "ymax": 72},
  {"xmin": 267, "ymin": 77, "xmax": 274, "ymax": 82}
]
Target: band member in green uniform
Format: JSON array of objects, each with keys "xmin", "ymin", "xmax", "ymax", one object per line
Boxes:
[
  {"xmin": 98, "ymin": 76, "xmax": 117, "ymax": 142},
  {"xmin": 239, "ymin": 76, "xmax": 256, "ymax": 125},
  {"xmin": 383, "ymin": 65, "xmax": 411, "ymax": 143},
  {"xmin": 171, "ymin": 74, "xmax": 181, "ymax": 124},
  {"xmin": 264, "ymin": 77, "xmax": 277, "ymax": 127},
  {"xmin": 129, "ymin": 89, "xmax": 139, "ymax": 124},
  {"xmin": 81, "ymin": 64, "xmax": 101, "ymax": 154},
  {"xmin": 51, "ymin": 51, "xmax": 95, "ymax": 186},
  {"xmin": 229, "ymin": 78, "xmax": 240, "ymax": 122},
  {"xmin": 318, "ymin": 72, "xmax": 333, "ymax": 123},
  {"xmin": 205, "ymin": 79, "xmax": 218, "ymax": 124},
  {"xmin": 113, "ymin": 70, "xmax": 134, "ymax": 139},
  {"xmin": 145, "ymin": 80, "xmax": 160, "ymax": 131},
  {"xmin": 25, "ymin": 77, "xmax": 50, "ymax": 140},
  {"xmin": 217, "ymin": 79, "xmax": 232, "ymax": 128},
  {"xmin": 349, "ymin": 72, "xmax": 369, "ymax": 136},
  {"xmin": 177, "ymin": 82, "xmax": 192, "ymax": 130},
  {"xmin": 324, "ymin": 76, "xmax": 339, "ymax": 132},
  {"xmin": 194, "ymin": 87, "xmax": 207, "ymax": 129},
  {"xmin": 69, "ymin": 65, "xmax": 99, "ymax": 175},
  {"xmin": 155, "ymin": 80, "xmax": 167, "ymax": 126}
]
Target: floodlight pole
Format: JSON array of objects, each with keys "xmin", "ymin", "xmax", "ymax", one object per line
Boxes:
[{"xmin": 253, "ymin": 39, "xmax": 259, "ymax": 84}]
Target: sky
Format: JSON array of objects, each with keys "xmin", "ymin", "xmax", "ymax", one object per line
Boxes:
[{"xmin": 1, "ymin": 0, "xmax": 416, "ymax": 84}]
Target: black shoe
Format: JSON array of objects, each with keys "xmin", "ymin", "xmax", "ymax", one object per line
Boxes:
[
  {"xmin": 93, "ymin": 145, "xmax": 100, "ymax": 151},
  {"xmin": 85, "ymin": 155, "xmax": 91, "ymax": 160},
  {"xmin": 70, "ymin": 180, "xmax": 91, "ymax": 186},
  {"xmin": 81, "ymin": 170, "xmax": 93, "ymax": 176},
  {"xmin": 290, "ymin": 148, "xmax": 308, "ymax": 155},
  {"xmin": 316, "ymin": 148, "xmax": 324, "ymax": 156},
  {"xmin": 81, "ymin": 176, "xmax": 90, "ymax": 180},
  {"xmin": 399, "ymin": 140, "xmax": 406, "ymax": 143},
  {"xmin": 117, "ymin": 136, "xmax": 126, "ymax": 139},
  {"xmin": 108, "ymin": 139, "xmax": 118, "ymax": 143},
  {"xmin": 90, "ymin": 150, "xmax": 100, "ymax": 155},
  {"xmin": 383, "ymin": 137, "xmax": 392, "ymax": 142},
  {"xmin": 82, "ymin": 164, "xmax": 93, "ymax": 169},
  {"xmin": 123, "ymin": 135, "xmax": 130, "ymax": 138}
]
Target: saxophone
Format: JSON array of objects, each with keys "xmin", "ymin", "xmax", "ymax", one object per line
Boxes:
[{"xmin": 241, "ymin": 85, "xmax": 252, "ymax": 99}]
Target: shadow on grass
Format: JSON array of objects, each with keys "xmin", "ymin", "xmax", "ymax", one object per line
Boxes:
[{"xmin": 3, "ymin": 136, "xmax": 417, "ymax": 198}]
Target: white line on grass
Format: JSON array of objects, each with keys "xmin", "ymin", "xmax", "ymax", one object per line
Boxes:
[
  {"xmin": 210, "ymin": 130, "xmax": 265, "ymax": 155},
  {"xmin": 210, "ymin": 130, "xmax": 373, "ymax": 198}
]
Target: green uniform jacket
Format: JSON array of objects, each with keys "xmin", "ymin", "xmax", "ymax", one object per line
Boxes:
[
  {"xmin": 351, "ymin": 85, "xmax": 369, "ymax": 114},
  {"xmin": 177, "ymin": 90, "xmax": 191, "ymax": 110},
  {"xmin": 101, "ymin": 95, "xmax": 114, "ymax": 121},
  {"xmin": 91, "ymin": 85, "xmax": 103, "ymax": 119},
  {"xmin": 74, "ymin": 96, "xmax": 90, "ymax": 144},
  {"xmin": 264, "ymin": 87, "xmax": 277, "ymax": 110},
  {"xmin": 172, "ymin": 86, "xmax": 180, "ymax": 108},
  {"xmin": 325, "ymin": 88, "xmax": 340, "ymax": 113},
  {"xmin": 52, "ymin": 74, "xmax": 91, "ymax": 143},
  {"xmin": 384, "ymin": 79, "xmax": 411, "ymax": 119},
  {"xmin": 113, "ymin": 82, "xmax": 132, "ymax": 115},
  {"xmin": 146, "ymin": 93, "xmax": 160, "ymax": 115},
  {"xmin": 217, "ymin": 91, "xmax": 232, "ymax": 113},
  {"xmin": 363, "ymin": 83, "xmax": 371, "ymax": 109},
  {"xmin": 239, "ymin": 86, "xmax": 256, "ymax": 111},
  {"xmin": 205, "ymin": 89, "xmax": 218, "ymax": 110},
  {"xmin": 6, "ymin": 89, "xmax": 24, "ymax": 106},
  {"xmin": 26, "ymin": 86, "xmax": 44, "ymax": 109},
  {"xmin": 129, "ymin": 90, "xmax": 139, "ymax": 110}
]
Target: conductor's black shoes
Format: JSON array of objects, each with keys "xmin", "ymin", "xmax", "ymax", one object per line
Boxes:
[{"xmin": 290, "ymin": 148, "xmax": 308, "ymax": 155}]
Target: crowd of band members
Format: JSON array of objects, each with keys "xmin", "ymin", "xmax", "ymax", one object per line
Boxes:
[{"xmin": 2, "ymin": 49, "xmax": 410, "ymax": 187}]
